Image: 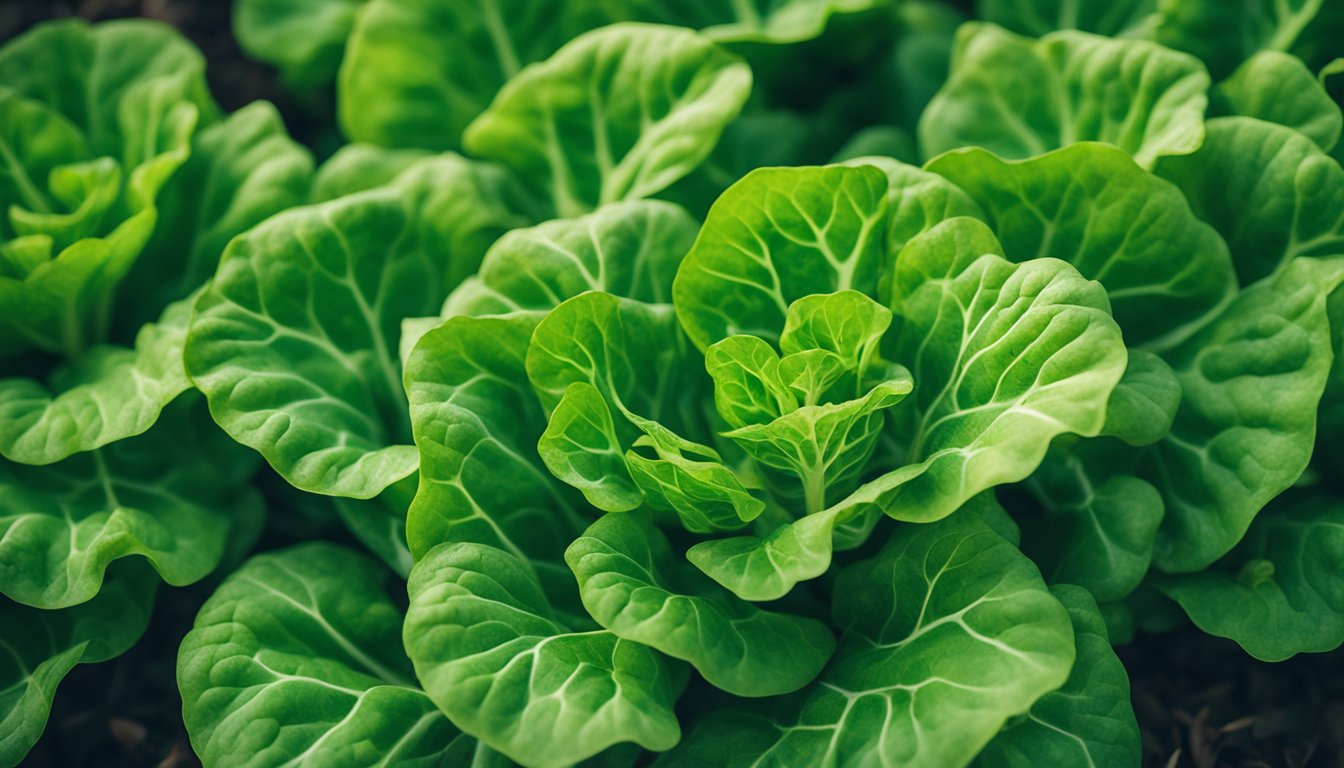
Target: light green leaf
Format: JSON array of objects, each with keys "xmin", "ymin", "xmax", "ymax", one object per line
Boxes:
[
  {"xmin": 179, "ymin": 543, "xmax": 468, "ymax": 767},
  {"xmin": 928, "ymin": 144, "xmax": 1237, "ymax": 350},
  {"xmin": 0, "ymin": 295, "xmax": 192, "ymax": 465},
  {"xmin": 539, "ymin": 382, "xmax": 643, "ymax": 512},
  {"xmin": 873, "ymin": 218, "xmax": 1128, "ymax": 522},
  {"xmin": 1021, "ymin": 441, "xmax": 1163, "ymax": 601},
  {"xmin": 920, "ymin": 23, "xmax": 1208, "ymax": 168},
  {"xmin": 405, "ymin": 541, "xmax": 682, "ymax": 767},
  {"xmin": 444, "ymin": 200, "xmax": 696, "ymax": 318},
  {"xmin": 624, "ymin": 418, "xmax": 763, "ymax": 533},
  {"xmin": 1155, "ymin": 116, "xmax": 1344, "ymax": 287},
  {"xmin": 339, "ymin": 0, "xmax": 613, "ymax": 150},
  {"xmin": 404, "ymin": 313, "xmax": 584, "ymax": 577},
  {"xmin": 1141, "ymin": 257, "xmax": 1344, "ymax": 572},
  {"xmin": 690, "ymin": 219, "xmax": 1127, "ymax": 600},
  {"xmin": 0, "ymin": 396, "xmax": 259, "ymax": 609},
  {"xmin": 674, "ymin": 165, "xmax": 889, "ymax": 351},
  {"xmin": 186, "ymin": 156, "xmax": 524, "ymax": 498},
  {"xmin": 465, "ymin": 24, "xmax": 752, "ymax": 217},
  {"xmin": 566, "ymin": 511, "xmax": 835, "ymax": 697},
  {"xmin": 525, "ymin": 291, "xmax": 683, "ymax": 424},
  {"xmin": 725, "ymin": 376, "xmax": 912, "ymax": 515},
  {"xmin": 1155, "ymin": 491, "xmax": 1344, "ymax": 660},
  {"xmin": 625, "ymin": 0, "xmax": 886, "ymax": 43},
  {"xmin": 1214, "ymin": 51, "xmax": 1342, "ymax": 151},
  {"xmin": 660, "ymin": 513, "xmax": 1074, "ymax": 768},
  {"xmin": 704, "ymin": 336, "xmax": 799, "ymax": 429},
  {"xmin": 0, "ymin": 564, "xmax": 155, "ymax": 768},
  {"xmin": 978, "ymin": 0, "xmax": 1159, "ymax": 37},
  {"xmin": 234, "ymin": 0, "xmax": 365, "ymax": 88},
  {"xmin": 977, "ymin": 585, "xmax": 1140, "ymax": 768},
  {"xmin": 841, "ymin": 156, "xmax": 984, "ymax": 268},
  {"xmin": 779, "ymin": 290, "xmax": 891, "ymax": 379}
]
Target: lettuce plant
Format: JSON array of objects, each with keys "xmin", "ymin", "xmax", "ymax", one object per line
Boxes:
[
  {"xmin": 0, "ymin": 18, "xmax": 315, "ymax": 766},
  {"xmin": 5, "ymin": 2, "xmax": 1344, "ymax": 767}
]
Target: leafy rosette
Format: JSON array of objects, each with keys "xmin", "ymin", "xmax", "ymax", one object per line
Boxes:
[
  {"xmin": 0, "ymin": 18, "xmax": 313, "ymax": 766},
  {"xmin": 911, "ymin": 39, "xmax": 1344, "ymax": 657},
  {"xmin": 379, "ymin": 161, "xmax": 1138, "ymax": 766}
]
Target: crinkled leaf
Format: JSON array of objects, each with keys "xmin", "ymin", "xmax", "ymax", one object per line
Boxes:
[
  {"xmin": 0, "ymin": 396, "xmax": 258, "ymax": 609},
  {"xmin": 1100, "ymin": 350, "xmax": 1182, "ymax": 446},
  {"xmin": 1214, "ymin": 51, "xmax": 1342, "ymax": 152},
  {"xmin": 1155, "ymin": 116, "xmax": 1344, "ymax": 287},
  {"xmin": 539, "ymin": 382, "xmax": 643, "ymax": 512},
  {"xmin": 841, "ymin": 156, "xmax": 984, "ymax": 270},
  {"xmin": 464, "ymin": 23, "xmax": 752, "ymax": 217},
  {"xmin": 674, "ymin": 165, "xmax": 889, "ymax": 350},
  {"xmin": 624, "ymin": 419, "xmax": 763, "ymax": 533},
  {"xmin": 186, "ymin": 156, "xmax": 524, "ymax": 498},
  {"xmin": 1141, "ymin": 257, "xmax": 1344, "ymax": 572},
  {"xmin": 178, "ymin": 543, "xmax": 467, "ymax": 767},
  {"xmin": 920, "ymin": 23, "xmax": 1208, "ymax": 168},
  {"xmin": 977, "ymin": 585, "xmax": 1141, "ymax": 768},
  {"xmin": 405, "ymin": 541, "xmax": 682, "ymax": 767},
  {"xmin": 0, "ymin": 563, "xmax": 155, "ymax": 767},
  {"xmin": 660, "ymin": 513, "xmax": 1074, "ymax": 768},
  {"xmin": 340, "ymin": 0, "xmax": 613, "ymax": 150},
  {"xmin": 0, "ymin": 295, "xmax": 192, "ymax": 465},
  {"xmin": 404, "ymin": 313, "xmax": 585, "ymax": 589},
  {"xmin": 566, "ymin": 512, "xmax": 835, "ymax": 696},
  {"xmin": 929, "ymin": 144, "xmax": 1237, "ymax": 350},
  {"xmin": 1154, "ymin": 492, "xmax": 1344, "ymax": 661},
  {"xmin": 445, "ymin": 200, "xmax": 696, "ymax": 318}
]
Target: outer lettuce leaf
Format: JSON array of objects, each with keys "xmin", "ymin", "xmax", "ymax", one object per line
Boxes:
[
  {"xmin": 464, "ymin": 24, "xmax": 752, "ymax": 217},
  {"xmin": 179, "ymin": 543, "xmax": 470, "ymax": 767},
  {"xmin": 566, "ymin": 512, "xmax": 835, "ymax": 697},
  {"xmin": 0, "ymin": 564, "xmax": 156, "ymax": 767},
  {"xmin": 977, "ymin": 585, "xmax": 1141, "ymax": 768},
  {"xmin": 928, "ymin": 143, "xmax": 1237, "ymax": 350},
  {"xmin": 234, "ymin": 0, "xmax": 365, "ymax": 88},
  {"xmin": 1213, "ymin": 51, "xmax": 1342, "ymax": 152},
  {"xmin": 1153, "ymin": 492, "xmax": 1344, "ymax": 661},
  {"xmin": 405, "ymin": 312, "xmax": 586, "ymax": 575},
  {"xmin": 340, "ymin": 0, "xmax": 613, "ymax": 150},
  {"xmin": 1155, "ymin": 116, "xmax": 1344, "ymax": 287},
  {"xmin": 404, "ymin": 541, "xmax": 682, "ymax": 767},
  {"xmin": 1141, "ymin": 257, "xmax": 1344, "ymax": 572},
  {"xmin": 658, "ymin": 514, "xmax": 1074, "ymax": 768},
  {"xmin": 0, "ymin": 396, "xmax": 260, "ymax": 609},
  {"xmin": 186, "ymin": 156, "xmax": 527, "ymax": 499},
  {"xmin": 920, "ymin": 23, "xmax": 1208, "ymax": 168},
  {"xmin": 0, "ymin": 296, "xmax": 192, "ymax": 464},
  {"xmin": 674, "ymin": 165, "xmax": 889, "ymax": 351},
  {"xmin": 446, "ymin": 200, "xmax": 696, "ymax": 317}
]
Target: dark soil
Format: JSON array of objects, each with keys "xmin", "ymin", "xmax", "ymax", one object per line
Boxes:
[{"xmin": 5, "ymin": 2, "xmax": 1344, "ymax": 767}]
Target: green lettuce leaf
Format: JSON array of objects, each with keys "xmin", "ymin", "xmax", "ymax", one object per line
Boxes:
[
  {"xmin": 179, "ymin": 543, "xmax": 469, "ymax": 767},
  {"xmin": 920, "ymin": 23, "xmax": 1208, "ymax": 168},
  {"xmin": 464, "ymin": 23, "xmax": 752, "ymax": 217}
]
